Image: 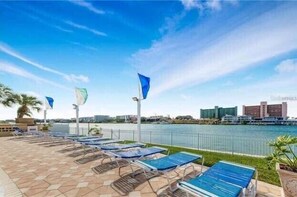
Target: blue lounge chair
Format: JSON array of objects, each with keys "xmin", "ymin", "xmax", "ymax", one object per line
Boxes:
[
  {"xmin": 65, "ymin": 135, "xmax": 91, "ymax": 140},
  {"xmin": 79, "ymin": 139, "xmax": 123, "ymax": 157},
  {"xmin": 63, "ymin": 136, "xmax": 108, "ymax": 149},
  {"xmin": 103, "ymin": 146, "xmax": 168, "ymax": 175},
  {"xmin": 12, "ymin": 127, "xmax": 25, "ymax": 137},
  {"xmin": 135, "ymin": 152, "xmax": 203, "ymax": 192},
  {"xmin": 79, "ymin": 142, "xmax": 146, "ymax": 159},
  {"xmin": 82, "ymin": 139, "xmax": 121, "ymax": 146},
  {"xmin": 77, "ymin": 137, "xmax": 110, "ymax": 143},
  {"xmin": 100, "ymin": 142, "xmax": 145, "ymax": 151},
  {"xmin": 178, "ymin": 161, "xmax": 257, "ymax": 197}
]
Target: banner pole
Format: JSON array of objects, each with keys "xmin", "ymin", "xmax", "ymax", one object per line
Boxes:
[
  {"xmin": 137, "ymin": 99, "xmax": 141, "ymax": 142},
  {"xmin": 76, "ymin": 105, "xmax": 79, "ymax": 135},
  {"xmin": 44, "ymin": 110, "xmax": 47, "ymax": 124},
  {"xmin": 137, "ymin": 82, "xmax": 141, "ymax": 142}
]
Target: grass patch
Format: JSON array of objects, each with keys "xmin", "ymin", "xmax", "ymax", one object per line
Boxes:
[{"xmin": 124, "ymin": 141, "xmax": 280, "ymax": 186}]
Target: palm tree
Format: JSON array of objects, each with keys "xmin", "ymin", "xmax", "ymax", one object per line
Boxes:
[
  {"xmin": 16, "ymin": 94, "xmax": 43, "ymax": 118},
  {"xmin": 0, "ymin": 83, "xmax": 17, "ymax": 107}
]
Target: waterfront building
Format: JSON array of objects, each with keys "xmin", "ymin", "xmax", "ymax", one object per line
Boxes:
[
  {"xmin": 222, "ymin": 115, "xmax": 253, "ymax": 124},
  {"xmin": 94, "ymin": 115, "xmax": 110, "ymax": 122},
  {"xmin": 200, "ymin": 106, "xmax": 237, "ymax": 119},
  {"xmin": 79, "ymin": 116, "xmax": 94, "ymax": 122},
  {"xmin": 237, "ymin": 115, "xmax": 253, "ymax": 122},
  {"xmin": 221, "ymin": 115, "xmax": 238, "ymax": 123},
  {"xmin": 175, "ymin": 115, "xmax": 194, "ymax": 120},
  {"xmin": 116, "ymin": 115, "xmax": 137, "ymax": 123},
  {"xmin": 242, "ymin": 101, "xmax": 287, "ymax": 118}
]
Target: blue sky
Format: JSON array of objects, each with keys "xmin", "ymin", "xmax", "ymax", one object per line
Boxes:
[{"xmin": 1, "ymin": 0, "xmax": 297, "ymax": 119}]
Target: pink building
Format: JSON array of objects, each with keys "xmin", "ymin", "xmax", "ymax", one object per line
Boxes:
[{"xmin": 242, "ymin": 101, "xmax": 287, "ymax": 118}]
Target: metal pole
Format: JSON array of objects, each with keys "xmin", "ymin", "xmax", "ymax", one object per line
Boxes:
[
  {"xmin": 231, "ymin": 135, "xmax": 234, "ymax": 155},
  {"xmin": 137, "ymin": 99, "xmax": 141, "ymax": 142},
  {"xmin": 170, "ymin": 131, "xmax": 173, "ymax": 146},
  {"xmin": 44, "ymin": 110, "xmax": 47, "ymax": 124},
  {"xmin": 197, "ymin": 133, "xmax": 200, "ymax": 150},
  {"xmin": 76, "ymin": 106, "xmax": 79, "ymax": 135}
]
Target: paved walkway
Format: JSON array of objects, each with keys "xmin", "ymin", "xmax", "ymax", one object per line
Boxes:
[{"xmin": 0, "ymin": 137, "xmax": 282, "ymax": 197}]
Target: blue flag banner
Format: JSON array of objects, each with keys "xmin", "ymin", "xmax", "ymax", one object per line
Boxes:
[
  {"xmin": 75, "ymin": 87, "xmax": 88, "ymax": 105},
  {"xmin": 45, "ymin": 96, "xmax": 54, "ymax": 109},
  {"xmin": 138, "ymin": 73, "xmax": 150, "ymax": 99}
]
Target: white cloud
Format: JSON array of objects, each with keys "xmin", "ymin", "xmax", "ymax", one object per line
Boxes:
[
  {"xmin": 275, "ymin": 59, "xmax": 297, "ymax": 73},
  {"xmin": 0, "ymin": 43, "xmax": 89, "ymax": 83},
  {"xmin": 65, "ymin": 21, "xmax": 107, "ymax": 37},
  {"xmin": 206, "ymin": 0, "xmax": 222, "ymax": 10},
  {"xmin": 69, "ymin": 0, "xmax": 105, "ymax": 15},
  {"xmin": 52, "ymin": 25, "xmax": 73, "ymax": 33},
  {"xmin": 0, "ymin": 61, "xmax": 71, "ymax": 90},
  {"xmin": 180, "ymin": 94, "xmax": 191, "ymax": 100},
  {"xmin": 3, "ymin": 4, "xmax": 73, "ymax": 34},
  {"xmin": 64, "ymin": 74, "xmax": 89, "ymax": 83},
  {"xmin": 132, "ymin": 4, "xmax": 297, "ymax": 96},
  {"xmin": 181, "ymin": 0, "xmax": 203, "ymax": 10},
  {"xmin": 70, "ymin": 41, "xmax": 98, "ymax": 52},
  {"xmin": 180, "ymin": 0, "xmax": 235, "ymax": 11}
]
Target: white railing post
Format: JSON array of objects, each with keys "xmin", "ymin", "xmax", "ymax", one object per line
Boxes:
[
  {"xmin": 133, "ymin": 130, "xmax": 135, "ymax": 141},
  {"xmin": 170, "ymin": 131, "xmax": 173, "ymax": 146},
  {"xmin": 149, "ymin": 131, "xmax": 152, "ymax": 144},
  {"xmin": 197, "ymin": 133, "xmax": 200, "ymax": 150},
  {"xmin": 118, "ymin": 129, "xmax": 120, "ymax": 140},
  {"xmin": 231, "ymin": 135, "xmax": 234, "ymax": 155}
]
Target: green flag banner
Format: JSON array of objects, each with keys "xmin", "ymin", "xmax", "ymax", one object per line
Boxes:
[{"xmin": 75, "ymin": 87, "xmax": 88, "ymax": 105}]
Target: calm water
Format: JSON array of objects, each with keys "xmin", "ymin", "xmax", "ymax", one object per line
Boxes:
[
  {"xmin": 64, "ymin": 123, "xmax": 297, "ymax": 138},
  {"xmin": 53, "ymin": 123, "xmax": 297, "ymax": 156}
]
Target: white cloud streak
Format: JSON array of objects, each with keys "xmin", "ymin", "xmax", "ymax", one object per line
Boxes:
[
  {"xmin": 0, "ymin": 43, "xmax": 89, "ymax": 83},
  {"xmin": 65, "ymin": 21, "xmax": 107, "ymax": 37},
  {"xmin": 69, "ymin": 0, "xmax": 105, "ymax": 15},
  {"xmin": 275, "ymin": 59, "xmax": 297, "ymax": 73},
  {"xmin": 0, "ymin": 61, "xmax": 71, "ymax": 90},
  {"xmin": 132, "ymin": 4, "xmax": 297, "ymax": 96},
  {"xmin": 2, "ymin": 4, "xmax": 73, "ymax": 34},
  {"xmin": 180, "ymin": 0, "xmax": 235, "ymax": 11},
  {"xmin": 70, "ymin": 41, "xmax": 98, "ymax": 52}
]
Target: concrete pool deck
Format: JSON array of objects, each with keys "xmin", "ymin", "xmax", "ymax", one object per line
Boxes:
[{"xmin": 0, "ymin": 136, "xmax": 282, "ymax": 197}]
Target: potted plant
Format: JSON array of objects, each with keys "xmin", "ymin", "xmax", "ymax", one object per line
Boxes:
[
  {"xmin": 41, "ymin": 123, "xmax": 52, "ymax": 131},
  {"xmin": 88, "ymin": 125, "xmax": 103, "ymax": 137},
  {"xmin": 268, "ymin": 135, "xmax": 297, "ymax": 197}
]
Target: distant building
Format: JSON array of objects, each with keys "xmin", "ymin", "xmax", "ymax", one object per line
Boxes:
[
  {"xmin": 116, "ymin": 115, "xmax": 137, "ymax": 123},
  {"xmin": 175, "ymin": 115, "xmax": 194, "ymax": 120},
  {"xmin": 94, "ymin": 115, "xmax": 110, "ymax": 122},
  {"xmin": 200, "ymin": 106, "xmax": 237, "ymax": 120},
  {"xmin": 237, "ymin": 115, "xmax": 253, "ymax": 122},
  {"xmin": 221, "ymin": 115, "xmax": 238, "ymax": 123},
  {"xmin": 243, "ymin": 101, "xmax": 287, "ymax": 118},
  {"xmin": 222, "ymin": 115, "xmax": 253, "ymax": 124},
  {"xmin": 79, "ymin": 117, "xmax": 94, "ymax": 122},
  {"xmin": 147, "ymin": 116, "xmax": 164, "ymax": 121}
]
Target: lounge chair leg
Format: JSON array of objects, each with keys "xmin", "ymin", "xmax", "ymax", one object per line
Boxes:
[{"xmin": 147, "ymin": 178, "xmax": 157, "ymax": 194}]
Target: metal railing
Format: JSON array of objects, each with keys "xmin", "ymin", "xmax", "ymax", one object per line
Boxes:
[{"xmin": 66, "ymin": 126, "xmax": 280, "ymax": 156}]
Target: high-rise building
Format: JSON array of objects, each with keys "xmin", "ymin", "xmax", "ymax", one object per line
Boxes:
[
  {"xmin": 200, "ymin": 106, "xmax": 237, "ymax": 119},
  {"xmin": 242, "ymin": 101, "xmax": 287, "ymax": 118}
]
